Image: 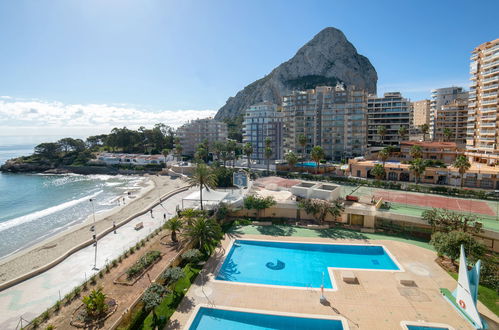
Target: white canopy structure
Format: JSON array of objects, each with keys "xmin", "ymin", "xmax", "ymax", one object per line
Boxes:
[{"xmin": 182, "ymin": 188, "xmax": 229, "ymax": 210}]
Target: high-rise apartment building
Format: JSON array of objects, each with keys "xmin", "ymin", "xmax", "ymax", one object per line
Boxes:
[
  {"xmin": 429, "ymin": 87, "xmax": 468, "ymax": 141},
  {"xmin": 176, "ymin": 118, "xmax": 228, "ymax": 156},
  {"xmin": 282, "ymin": 84, "xmax": 368, "ymax": 160},
  {"xmin": 367, "ymin": 92, "xmax": 412, "ymax": 147},
  {"xmin": 412, "ymin": 100, "xmax": 430, "ymax": 127},
  {"xmin": 466, "ymin": 38, "xmax": 499, "ymax": 165},
  {"xmin": 242, "ymin": 102, "xmax": 284, "ymax": 162},
  {"xmin": 433, "ymin": 98, "xmax": 468, "ymax": 145}
]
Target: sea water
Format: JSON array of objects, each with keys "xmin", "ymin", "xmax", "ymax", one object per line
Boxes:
[{"xmin": 0, "ymin": 143, "xmax": 145, "ymax": 259}]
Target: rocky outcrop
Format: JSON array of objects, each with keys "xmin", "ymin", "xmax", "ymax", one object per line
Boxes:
[{"xmin": 215, "ymin": 27, "xmax": 377, "ymax": 120}]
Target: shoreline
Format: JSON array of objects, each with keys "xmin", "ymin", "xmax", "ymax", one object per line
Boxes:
[
  {"xmin": 0, "ymin": 174, "xmax": 152, "ymax": 263},
  {"xmin": 0, "ymin": 175, "xmax": 185, "ymax": 285}
]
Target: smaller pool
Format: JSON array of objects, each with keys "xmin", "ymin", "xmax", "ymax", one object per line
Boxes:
[
  {"xmin": 297, "ymin": 161, "xmax": 318, "ymax": 167},
  {"xmin": 189, "ymin": 307, "xmax": 346, "ymax": 329},
  {"xmin": 406, "ymin": 327, "xmax": 449, "ymax": 330}
]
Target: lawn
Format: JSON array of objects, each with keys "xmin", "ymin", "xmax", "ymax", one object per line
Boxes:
[{"xmin": 231, "ymin": 224, "xmax": 434, "ymax": 250}]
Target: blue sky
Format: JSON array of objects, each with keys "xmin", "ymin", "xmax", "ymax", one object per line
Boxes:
[{"xmin": 0, "ymin": 0, "xmax": 498, "ymax": 138}]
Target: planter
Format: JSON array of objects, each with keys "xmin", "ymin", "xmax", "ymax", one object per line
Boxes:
[{"xmin": 70, "ymin": 297, "xmax": 118, "ymax": 328}]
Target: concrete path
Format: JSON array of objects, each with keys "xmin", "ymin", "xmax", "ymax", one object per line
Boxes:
[{"xmin": 0, "ymin": 188, "xmax": 193, "ymax": 329}]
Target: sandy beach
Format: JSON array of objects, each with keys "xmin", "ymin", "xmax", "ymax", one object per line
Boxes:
[{"xmin": 0, "ymin": 175, "xmax": 186, "ymax": 285}]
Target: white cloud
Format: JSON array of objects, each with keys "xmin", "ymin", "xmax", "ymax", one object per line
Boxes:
[{"xmin": 0, "ymin": 97, "xmax": 217, "ymax": 137}]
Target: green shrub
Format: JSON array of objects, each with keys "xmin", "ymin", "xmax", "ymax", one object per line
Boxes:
[
  {"xmin": 98, "ymin": 271, "xmax": 104, "ymax": 278},
  {"xmin": 82, "ymin": 288, "xmax": 108, "ymax": 317},
  {"xmin": 430, "ymin": 231, "xmax": 486, "ymax": 263},
  {"xmin": 181, "ymin": 249, "xmax": 202, "ymax": 264},
  {"xmin": 142, "ymin": 283, "xmax": 168, "ymax": 312},
  {"xmin": 73, "ymin": 286, "xmax": 81, "ymax": 297},
  {"xmin": 45, "ymin": 325, "xmax": 54, "ymax": 330},
  {"xmin": 41, "ymin": 310, "xmax": 49, "ymax": 321},
  {"xmin": 31, "ymin": 318, "xmax": 39, "ymax": 328},
  {"xmin": 54, "ymin": 300, "xmax": 61, "ymax": 311},
  {"xmin": 161, "ymin": 267, "xmax": 185, "ymax": 285},
  {"xmin": 90, "ymin": 275, "xmax": 96, "ymax": 285},
  {"xmin": 126, "ymin": 250, "xmax": 161, "ymax": 280}
]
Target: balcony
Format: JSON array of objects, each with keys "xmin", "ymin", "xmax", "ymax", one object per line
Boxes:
[
  {"xmin": 481, "ymin": 107, "xmax": 497, "ymax": 113},
  {"xmin": 482, "ymin": 92, "xmax": 497, "ymax": 98},
  {"xmin": 480, "ymin": 122, "xmax": 497, "ymax": 128},
  {"xmin": 482, "ymin": 99, "xmax": 497, "ymax": 105},
  {"xmin": 482, "ymin": 59, "xmax": 499, "ymax": 70},
  {"xmin": 483, "ymin": 75, "xmax": 499, "ymax": 83},
  {"xmin": 482, "ymin": 83, "xmax": 498, "ymax": 91},
  {"xmin": 482, "ymin": 67, "xmax": 499, "ymax": 76}
]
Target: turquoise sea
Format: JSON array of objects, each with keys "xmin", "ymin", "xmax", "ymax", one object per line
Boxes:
[{"xmin": 0, "ymin": 141, "xmax": 144, "ymax": 259}]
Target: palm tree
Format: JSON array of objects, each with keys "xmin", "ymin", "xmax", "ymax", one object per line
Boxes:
[
  {"xmin": 284, "ymin": 151, "xmax": 298, "ymax": 171},
  {"xmin": 410, "ymin": 145, "xmax": 423, "ymax": 160},
  {"xmin": 378, "ymin": 148, "xmax": 390, "ymax": 167},
  {"xmin": 174, "ymin": 137, "xmax": 183, "ymax": 162},
  {"xmin": 398, "ymin": 126, "xmax": 408, "ymax": 142},
  {"xmin": 162, "ymin": 148, "xmax": 170, "ymax": 168},
  {"xmin": 453, "ymin": 155, "xmax": 471, "ymax": 188},
  {"xmin": 297, "ymin": 198, "xmax": 344, "ymax": 224},
  {"xmin": 212, "ymin": 141, "xmax": 225, "ymax": 163},
  {"xmin": 187, "ymin": 163, "xmax": 217, "ymax": 210},
  {"xmin": 371, "ymin": 163, "xmax": 386, "ymax": 181},
  {"xmin": 443, "ymin": 128, "xmax": 452, "ymax": 142},
  {"xmin": 298, "ymin": 134, "xmax": 307, "ymax": 168},
  {"xmin": 409, "ymin": 158, "xmax": 427, "ymax": 184},
  {"xmin": 226, "ymin": 140, "xmax": 238, "ymax": 167},
  {"xmin": 185, "ymin": 217, "xmax": 221, "ymax": 252},
  {"xmin": 420, "ymin": 124, "xmax": 429, "ymax": 141},
  {"xmin": 164, "ymin": 217, "xmax": 182, "ymax": 242},
  {"xmin": 377, "ymin": 126, "xmax": 387, "ymax": 146},
  {"xmin": 243, "ymin": 142, "xmax": 253, "ymax": 169},
  {"xmin": 310, "ymin": 146, "xmax": 325, "ymax": 174}
]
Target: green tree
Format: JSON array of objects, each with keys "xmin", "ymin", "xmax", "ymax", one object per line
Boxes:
[
  {"xmin": 264, "ymin": 138, "xmax": 273, "ymax": 175},
  {"xmin": 420, "ymin": 124, "xmax": 429, "ymax": 141},
  {"xmin": 298, "ymin": 134, "xmax": 307, "ymax": 169},
  {"xmin": 410, "ymin": 145, "xmax": 423, "ymax": 160},
  {"xmin": 243, "ymin": 195, "xmax": 276, "ymax": 218},
  {"xmin": 377, "ymin": 126, "xmax": 387, "ymax": 145},
  {"xmin": 378, "ymin": 148, "xmax": 390, "ymax": 167},
  {"xmin": 174, "ymin": 137, "xmax": 183, "ymax": 161},
  {"xmin": 398, "ymin": 126, "xmax": 408, "ymax": 141},
  {"xmin": 371, "ymin": 163, "xmax": 386, "ymax": 181},
  {"xmin": 34, "ymin": 142, "xmax": 61, "ymax": 160},
  {"xmin": 212, "ymin": 141, "xmax": 225, "ymax": 163},
  {"xmin": 409, "ymin": 158, "xmax": 427, "ymax": 184},
  {"xmin": 243, "ymin": 142, "xmax": 253, "ymax": 169},
  {"xmin": 187, "ymin": 163, "xmax": 217, "ymax": 210},
  {"xmin": 284, "ymin": 151, "xmax": 298, "ymax": 171},
  {"xmin": 82, "ymin": 288, "xmax": 108, "ymax": 317},
  {"xmin": 297, "ymin": 198, "xmax": 344, "ymax": 225},
  {"xmin": 226, "ymin": 140, "xmax": 238, "ymax": 167},
  {"xmin": 453, "ymin": 155, "xmax": 471, "ymax": 188},
  {"xmin": 443, "ymin": 127, "xmax": 452, "ymax": 142},
  {"xmin": 422, "ymin": 208, "xmax": 483, "ymax": 234},
  {"xmin": 164, "ymin": 216, "xmax": 183, "ymax": 242},
  {"xmin": 430, "ymin": 231, "xmax": 485, "ymax": 264},
  {"xmin": 184, "ymin": 217, "xmax": 222, "ymax": 252},
  {"xmin": 162, "ymin": 148, "xmax": 171, "ymax": 167},
  {"xmin": 310, "ymin": 146, "xmax": 325, "ymax": 174}
]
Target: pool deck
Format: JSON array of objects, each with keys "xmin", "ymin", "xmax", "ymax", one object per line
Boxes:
[{"xmin": 168, "ymin": 235, "xmax": 499, "ymax": 330}]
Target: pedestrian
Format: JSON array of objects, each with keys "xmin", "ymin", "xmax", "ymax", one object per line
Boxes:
[
  {"xmin": 150, "ymin": 209, "xmax": 153, "ymax": 218},
  {"xmin": 163, "ymin": 213, "xmax": 166, "ymax": 220},
  {"xmin": 113, "ymin": 221, "xmax": 116, "ymax": 234},
  {"xmin": 123, "ymin": 197, "xmax": 125, "ymax": 204}
]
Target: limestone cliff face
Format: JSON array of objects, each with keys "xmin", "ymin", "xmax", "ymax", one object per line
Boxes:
[{"xmin": 215, "ymin": 27, "xmax": 377, "ymax": 120}]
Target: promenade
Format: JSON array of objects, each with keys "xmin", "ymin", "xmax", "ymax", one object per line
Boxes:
[{"xmin": 0, "ymin": 186, "xmax": 193, "ymax": 329}]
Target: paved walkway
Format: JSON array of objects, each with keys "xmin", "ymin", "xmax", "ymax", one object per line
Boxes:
[{"xmin": 0, "ymin": 188, "xmax": 193, "ymax": 329}]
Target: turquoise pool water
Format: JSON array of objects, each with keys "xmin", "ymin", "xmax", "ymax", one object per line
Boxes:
[
  {"xmin": 407, "ymin": 326, "xmax": 448, "ymax": 330},
  {"xmin": 297, "ymin": 161, "xmax": 317, "ymax": 167},
  {"xmin": 189, "ymin": 307, "xmax": 344, "ymax": 329},
  {"xmin": 216, "ymin": 240, "xmax": 399, "ymax": 288}
]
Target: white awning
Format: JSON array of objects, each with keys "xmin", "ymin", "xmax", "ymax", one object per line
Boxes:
[{"xmin": 183, "ymin": 188, "xmax": 228, "ymax": 202}]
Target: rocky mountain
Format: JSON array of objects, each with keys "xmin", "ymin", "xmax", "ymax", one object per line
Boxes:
[{"xmin": 215, "ymin": 27, "xmax": 377, "ymax": 120}]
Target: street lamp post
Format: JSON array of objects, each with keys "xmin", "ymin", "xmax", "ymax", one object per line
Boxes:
[{"xmin": 89, "ymin": 198, "xmax": 98, "ymax": 270}]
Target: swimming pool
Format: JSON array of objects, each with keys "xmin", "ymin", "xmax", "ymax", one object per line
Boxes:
[
  {"xmin": 216, "ymin": 240, "xmax": 400, "ymax": 289},
  {"xmin": 297, "ymin": 161, "xmax": 318, "ymax": 167},
  {"xmin": 188, "ymin": 307, "xmax": 346, "ymax": 329}
]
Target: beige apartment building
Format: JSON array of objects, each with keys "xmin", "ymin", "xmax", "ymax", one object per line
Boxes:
[
  {"xmin": 176, "ymin": 118, "xmax": 228, "ymax": 157},
  {"xmin": 412, "ymin": 99, "xmax": 430, "ymax": 127},
  {"xmin": 433, "ymin": 98, "xmax": 468, "ymax": 145},
  {"xmin": 282, "ymin": 84, "xmax": 369, "ymax": 160},
  {"xmin": 466, "ymin": 38, "xmax": 499, "ymax": 165},
  {"xmin": 429, "ymin": 87, "xmax": 468, "ymax": 141}
]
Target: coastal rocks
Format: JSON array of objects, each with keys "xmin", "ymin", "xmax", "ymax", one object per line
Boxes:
[
  {"xmin": 215, "ymin": 27, "xmax": 378, "ymax": 120},
  {"xmin": 0, "ymin": 160, "xmax": 52, "ymax": 173}
]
